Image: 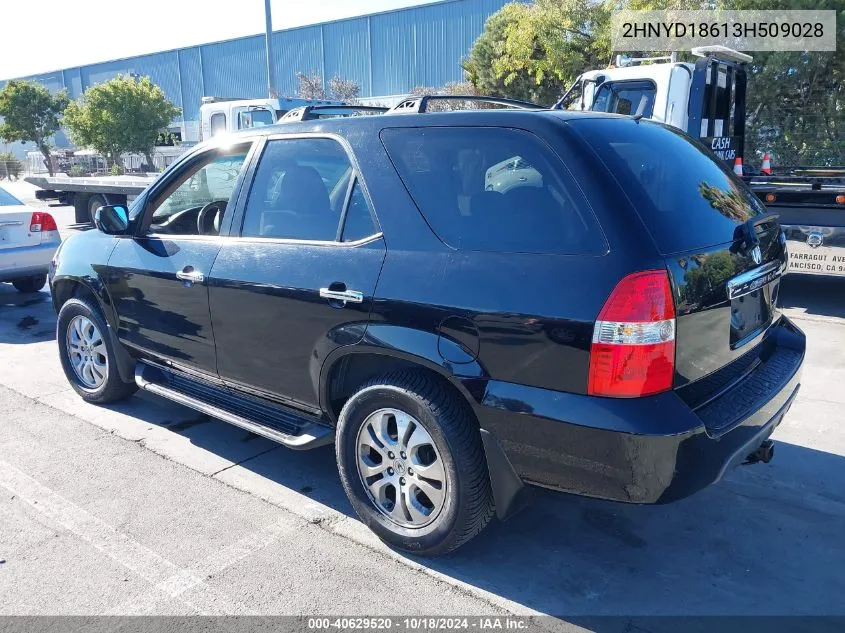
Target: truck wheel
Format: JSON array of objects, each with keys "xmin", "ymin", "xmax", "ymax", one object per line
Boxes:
[
  {"xmin": 88, "ymin": 194, "xmax": 107, "ymax": 224},
  {"xmin": 12, "ymin": 274, "xmax": 47, "ymax": 293},
  {"xmin": 73, "ymin": 194, "xmax": 91, "ymax": 225},
  {"xmin": 57, "ymin": 297, "xmax": 137, "ymax": 404},
  {"xmin": 336, "ymin": 370, "xmax": 494, "ymax": 556}
]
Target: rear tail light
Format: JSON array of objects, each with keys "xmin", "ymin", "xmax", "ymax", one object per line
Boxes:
[
  {"xmin": 30, "ymin": 212, "xmax": 58, "ymax": 233},
  {"xmin": 588, "ymin": 270, "xmax": 676, "ymax": 398}
]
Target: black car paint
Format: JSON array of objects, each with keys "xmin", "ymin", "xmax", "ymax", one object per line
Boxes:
[{"xmin": 50, "ymin": 110, "xmax": 805, "ymax": 510}]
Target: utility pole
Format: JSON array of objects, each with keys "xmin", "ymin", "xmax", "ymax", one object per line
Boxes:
[{"xmin": 264, "ymin": 0, "xmax": 278, "ymax": 98}]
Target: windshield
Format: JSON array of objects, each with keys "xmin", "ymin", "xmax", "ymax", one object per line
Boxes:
[
  {"xmin": 571, "ymin": 117, "xmax": 764, "ymax": 254},
  {"xmin": 0, "ymin": 187, "xmax": 24, "ymax": 206}
]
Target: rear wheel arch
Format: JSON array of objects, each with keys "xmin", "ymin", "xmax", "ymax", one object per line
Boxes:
[{"xmin": 321, "ymin": 348, "xmax": 483, "ymax": 426}]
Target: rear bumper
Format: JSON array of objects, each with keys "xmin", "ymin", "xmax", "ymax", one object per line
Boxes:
[
  {"xmin": 782, "ymin": 223, "xmax": 845, "ymax": 277},
  {"xmin": 472, "ymin": 316, "xmax": 805, "ymax": 505},
  {"xmin": 0, "ymin": 240, "xmax": 59, "ymax": 282}
]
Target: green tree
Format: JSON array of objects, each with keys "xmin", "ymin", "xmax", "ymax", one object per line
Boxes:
[
  {"xmin": 464, "ymin": 0, "xmax": 611, "ymax": 106},
  {"xmin": 0, "ymin": 80, "xmax": 69, "ymax": 176},
  {"xmin": 63, "ymin": 75, "xmax": 180, "ymax": 168},
  {"xmin": 730, "ymin": 0, "xmax": 845, "ymax": 168}
]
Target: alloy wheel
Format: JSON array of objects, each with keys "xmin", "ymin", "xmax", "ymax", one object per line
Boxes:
[
  {"xmin": 66, "ymin": 315, "xmax": 108, "ymax": 389},
  {"xmin": 355, "ymin": 407, "xmax": 448, "ymax": 528}
]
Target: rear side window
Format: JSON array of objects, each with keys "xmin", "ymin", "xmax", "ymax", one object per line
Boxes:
[
  {"xmin": 571, "ymin": 118, "xmax": 764, "ymax": 255},
  {"xmin": 381, "ymin": 127, "xmax": 604, "ymax": 255},
  {"xmin": 241, "ymin": 138, "xmax": 352, "ymax": 241},
  {"xmin": 0, "ymin": 187, "xmax": 24, "ymax": 206}
]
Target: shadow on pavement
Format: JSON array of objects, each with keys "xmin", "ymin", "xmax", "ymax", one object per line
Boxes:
[
  {"xmin": 780, "ymin": 274, "xmax": 845, "ymax": 320},
  {"xmin": 137, "ymin": 394, "xmax": 845, "ymax": 617},
  {"xmin": 0, "ymin": 286, "xmax": 55, "ymax": 343}
]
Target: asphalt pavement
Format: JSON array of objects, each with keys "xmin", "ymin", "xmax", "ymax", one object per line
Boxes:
[{"xmin": 1, "ymin": 180, "xmax": 844, "ymax": 623}]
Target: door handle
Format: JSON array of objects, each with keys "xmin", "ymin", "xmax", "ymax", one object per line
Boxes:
[
  {"xmin": 176, "ymin": 268, "xmax": 205, "ymax": 285},
  {"xmin": 319, "ymin": 287, "xmax": 363, "ymax": 304}
]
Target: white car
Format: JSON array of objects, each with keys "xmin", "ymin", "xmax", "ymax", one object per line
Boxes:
[{"xmin": 0, "ymin": 186, "xmax": 61, "ymax": 293}]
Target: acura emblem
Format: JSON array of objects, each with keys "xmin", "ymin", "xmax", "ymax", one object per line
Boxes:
[
  {"xmin": 807, "ymin": 232, "xmax": 824, "ymax": 249},
  {"xmin": 751, "ymin": 245, "xmax": 762, "ymax": 265}
]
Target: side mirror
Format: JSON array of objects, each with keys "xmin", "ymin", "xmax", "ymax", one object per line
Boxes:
[{"xmin": 94, "ymin": 204, "xmax": 129, "ymax": 235}]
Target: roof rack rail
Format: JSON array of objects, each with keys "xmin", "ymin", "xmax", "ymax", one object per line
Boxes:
[
  {"xmin": 279, "ymin": 104, "xmax": 388, "ymax": 123},
  {"xmin": 387, "ymin": 95, "xmax": 541, "ymax": 114}
]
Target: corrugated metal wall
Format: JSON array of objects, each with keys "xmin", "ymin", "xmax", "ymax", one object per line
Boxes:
[{"xmin": 1, "ymin": 0, "xmax": 511, "ymax": 148}]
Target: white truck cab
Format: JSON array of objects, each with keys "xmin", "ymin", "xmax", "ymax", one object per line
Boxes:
[
  {"xmin": 199, "ymin": 96, "xmax": 344, "ymax": 142},
  {"xmin": 563, "ymin": 46, "xmax": 753, "ymax": 163}
]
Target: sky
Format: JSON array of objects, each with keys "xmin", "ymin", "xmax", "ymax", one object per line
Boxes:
[{"xmin": 0, "ymin": 0, "xmax": 442, "ymax": 80}]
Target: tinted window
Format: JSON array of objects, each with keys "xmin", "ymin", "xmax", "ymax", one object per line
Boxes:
[
  {"xmin": 572, "ymin": 118, "xmax": 764, "ymax": 254},
  {"xmin": 148, "ymin": 147, "xmax": 250, "ymax": 236},
  {"xmin": 592, "ymin": 80, "xmax": 656, "ymax": 117},
  {"xmin": 381, "ymin": 127, "xmax": 603, "ymax": 255},
  {"xmin": 242, "ymin": 138, "xmax": 352, "ymax": 241},
  {"xmin": 342, "ymin": 181, "xmax": 378, "ymax": 242},
  {"xmin": 0, "ymin": 187, "xmax": 23, "ymax": 206}
]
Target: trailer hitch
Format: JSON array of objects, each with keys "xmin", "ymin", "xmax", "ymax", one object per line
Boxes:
[{"xmin": 744, "ymin": 439, "xmax": 775, "ymax": 465}]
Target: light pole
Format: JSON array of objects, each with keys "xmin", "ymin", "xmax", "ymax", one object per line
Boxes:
[{"xmin": 264, "ymin": 0, "xmax": 278, "ymax": 98}]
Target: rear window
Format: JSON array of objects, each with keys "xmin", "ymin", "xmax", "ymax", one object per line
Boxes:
[
  {"xmin": 380, "ymin": 127, "xmax": 604, "ymax": 255},
  {"xmin": 0, "ymin": 187, "xmax": 24, "ymax": 206},
  {"xmin": 571, "ymin": 118, "xmax": 764, "ymax": 254}
]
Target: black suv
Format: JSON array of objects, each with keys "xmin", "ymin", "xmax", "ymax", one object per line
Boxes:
[{"xmin": 49, "ymin": 103, "xmax": 804, "ymax": 555}]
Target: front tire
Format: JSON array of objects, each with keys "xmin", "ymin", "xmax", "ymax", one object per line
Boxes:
[
  {"xmin": 57, "ymin": 297, "xmax": 137, "ymax": 404},
  {"xmin": 12, "ymin": 274, "xmax": 47, "ymax": 293},
  {"xmin": 336, "ymin": 370, "xmax": 494, "ymax": 556}
]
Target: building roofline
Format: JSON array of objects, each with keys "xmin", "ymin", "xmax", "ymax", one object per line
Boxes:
[{"xmin": 1, "ymin": 0, "xmax": 470, "ymax": 82}]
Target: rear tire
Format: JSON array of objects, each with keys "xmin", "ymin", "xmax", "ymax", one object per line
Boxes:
[
  {"xmin": 88, "ymin": 194, "xmax": 107, "ymax": 224},
  {"xmin": 336, "ymin": 370, "xmax": 494, "ymax": 556},
  {"xmin": 12, "ymin": 274, "xmax": 47, "ymax": 293},
  {"xmin": 73, "ymin": 194, "xmax": 91, "ymax": 225},
  {"xmin": 57, "ymin": 297, "xmax": 137, "ymax": 404}
]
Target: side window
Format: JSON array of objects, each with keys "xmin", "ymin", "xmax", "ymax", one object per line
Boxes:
[
  {"xmin": 381, "ymin": 127, "xmax": 604, "ymax": 255},
  {"xmin": 241, "ymin": 138, "xmax": 353, "ymax": 241},
  {"xmin": 210, "ymin": 112, "xmax": 227, "ymax": 136},
  {"xmin": 342, "ymin": 181, "xmax": 378, "ymax": 242},
  {"xmin": 593, "ymin": 81, "xmax": 656, "ymax": 118},
  {"xmin": 146, "ymin": 146, "xmax": 250, "ymax": 236}
]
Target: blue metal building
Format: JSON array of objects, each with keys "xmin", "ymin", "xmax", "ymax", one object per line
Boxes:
[{"xmin": 1, "ymin": 0, "xmax": 510, "ymax": 152}]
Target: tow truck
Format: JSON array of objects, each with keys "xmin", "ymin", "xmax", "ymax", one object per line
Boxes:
[
  {"xmin": 556, "ymin": 45, "xmax": 845, "ymax": 279},
  {"xmin": 26, "ymin": 96, "xmax": 343, "ymax": 224}
]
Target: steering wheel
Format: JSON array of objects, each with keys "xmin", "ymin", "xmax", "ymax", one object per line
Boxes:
[{"xmin": 196, "ymin": 200, "xmax": 228, "ymax": 236}]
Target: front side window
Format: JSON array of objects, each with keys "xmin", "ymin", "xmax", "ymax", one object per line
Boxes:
[
  {"xmin": 241, "ymin": 138, "xmax": 354, "ymax": 241},
  {"xmin": 381, "ymin": 126, "xmax": 604, "ymax": 255},
  {"xmin": 592, "ymin": 80, "xmax": 656, "ymax": 118},
  {"xmin": 146, "ymin": 146, "xmax": 250, "ymax": 236}
]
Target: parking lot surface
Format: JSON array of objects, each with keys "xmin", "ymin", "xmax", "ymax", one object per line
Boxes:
[{"xmin": 1, "ymin": 180, "xmax": 844, "ymax": 621}]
